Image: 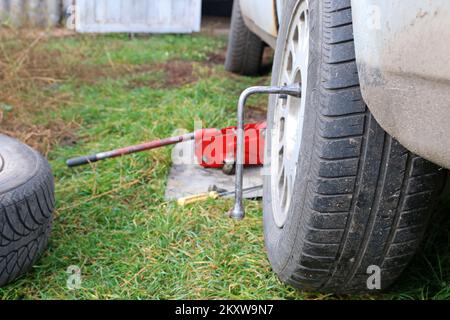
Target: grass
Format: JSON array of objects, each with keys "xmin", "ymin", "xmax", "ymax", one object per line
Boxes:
[{"xmin": 0, "ymin": 29, "xmax": 449, "ymax": 300}]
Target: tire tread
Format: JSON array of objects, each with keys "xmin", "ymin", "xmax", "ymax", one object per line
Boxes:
[
  {"xmin": 0, "ymin": 145, "xmax": 54, "ymax": 287},
  {"xmin": 224, "ymin": 1, "xmax": 264, "ymax": 76}
]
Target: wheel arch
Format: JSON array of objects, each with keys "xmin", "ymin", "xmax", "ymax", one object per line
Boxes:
[{"xmin": 351, "ymin": 0, "xmax": 450, "ymax": 169}]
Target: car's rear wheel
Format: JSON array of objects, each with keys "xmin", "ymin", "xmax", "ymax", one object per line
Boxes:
[
  {"xmin": 224, "ymin": 0, "xmax": 264, "ymax": 76},
  {"xmin": 263, "ymin": 0, "xmax": 445, "ymax": 293}
]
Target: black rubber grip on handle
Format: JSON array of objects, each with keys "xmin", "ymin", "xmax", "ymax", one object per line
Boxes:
[{"xmin": 67, "ymin": 154, "xmax": 99, "ymax": 167}]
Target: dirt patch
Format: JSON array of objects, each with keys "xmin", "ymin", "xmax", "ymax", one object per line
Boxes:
[
  {"xmin": 132, "ymin": 49, "xmax": 227, "ymax": 89},
  {"xmin": 127, "ymin": 60, "xmax": 202, "ymax": 89},
  {"xmin": 164, "ymin": 60, "xmax": 195, "ymax": 87}
]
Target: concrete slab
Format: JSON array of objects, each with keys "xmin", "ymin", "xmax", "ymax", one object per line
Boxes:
[{"xmin": 165, "ymin": 141, "xmax": 263, "ymax": 200}]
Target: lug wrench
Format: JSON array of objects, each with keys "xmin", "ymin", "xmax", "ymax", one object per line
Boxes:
[{"xmin": 229, "ymin": 84, "xmax": 302, "ymax": 220}]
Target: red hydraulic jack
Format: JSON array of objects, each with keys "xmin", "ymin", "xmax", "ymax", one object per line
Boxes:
[{"xmin": 67, "ymin": 83, "xmax": 301, "ymax": 220}]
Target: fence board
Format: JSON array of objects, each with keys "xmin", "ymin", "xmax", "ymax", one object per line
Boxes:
[{"xmin": 75, "ymin": 0, "xmax": 202, "ymax": 33}]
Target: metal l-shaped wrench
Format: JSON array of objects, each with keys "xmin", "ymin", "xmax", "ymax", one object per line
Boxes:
[{"xmin": 229, "ymin": 84, "xmax": 302, "ymax": 220}]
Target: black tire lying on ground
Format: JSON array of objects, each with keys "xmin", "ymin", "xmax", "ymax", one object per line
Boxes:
[
  {"xmin": 263, "ymin": 0, "xmax": 445, "ymax": 293},
  {"xmin": 224, "ymin": 0, "xmax": 264, "ymax": 76},
  {"xmin": 0, "ymin": 134, "xmax": 54, "ymax": 287}
]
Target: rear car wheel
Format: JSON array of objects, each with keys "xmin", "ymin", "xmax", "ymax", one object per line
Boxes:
[
  {"xmin": 224, "ymin": 0, "xmax": 264, "ymax": 76},
  {"xmin": 263, "ymin": 0, "xmax": 445, "ymax": 293},
  {"xmin": 0, "ymin": 134, "xmax": 54, "ymax": 287}
]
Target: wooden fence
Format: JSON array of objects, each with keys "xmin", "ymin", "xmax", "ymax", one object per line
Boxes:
[
  {"xmin": 0, "ymin": 0, "xmax": 72, "ymax": 27},
  {"xmin": 0, "ymin": 0, "xmax": 202, "ymax": 33}
]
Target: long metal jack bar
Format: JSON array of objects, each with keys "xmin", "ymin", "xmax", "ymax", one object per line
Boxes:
[{"xmin": 229, "ymin": 84, "xmax": 302, "ymax": 220}]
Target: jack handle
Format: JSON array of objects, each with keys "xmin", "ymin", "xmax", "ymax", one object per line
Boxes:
[
  {"xmin": 67, "ymin": 154, "xmax": 101, "ymax": 167},
  {"xmin": 229, "ymin": 84, "xmax": 301, "ymax": 220},
  {"xmin": 67, "ymin": 132, "xmax": 195, "ymax": 168}
]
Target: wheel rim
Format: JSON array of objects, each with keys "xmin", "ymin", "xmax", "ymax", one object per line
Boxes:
[{"xmin": 271, "ymin": 1, "xmax": 309, "ymax": 228}]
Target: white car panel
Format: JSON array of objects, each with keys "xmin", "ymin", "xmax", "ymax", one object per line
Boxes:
[{"xmin": 240, "ymin": 0, "xmax": 278, "ymax": 37}]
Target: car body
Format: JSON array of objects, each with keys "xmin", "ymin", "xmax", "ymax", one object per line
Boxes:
[{"xmin": 240, "ymin": 0, "xmax": 450, "ymax": 170}]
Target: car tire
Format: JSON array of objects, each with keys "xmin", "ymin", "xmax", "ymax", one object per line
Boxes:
[
  {"xmin": 0, "ymin": 134, "xmax": 54, "ymax": 287},
  {"xmin": 224, "ymin": 0, "xmax": 264, "ymax": 76},
  {"xmin": 263, "ymin": 0, "xmax": 445, "ymax": 293}
]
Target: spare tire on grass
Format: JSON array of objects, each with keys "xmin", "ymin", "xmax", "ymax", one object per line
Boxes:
[{"xmin": 0, "ymin": 134, "xmax": 54, "ymax": 287}]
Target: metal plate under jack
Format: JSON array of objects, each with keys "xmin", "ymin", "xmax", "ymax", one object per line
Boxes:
[{"xmin": 164, "ymin": 140, "xmax": 263, "ymax": 201}]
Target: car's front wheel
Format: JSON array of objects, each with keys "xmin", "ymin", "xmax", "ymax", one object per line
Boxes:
[{"xmin": 263, "ymin": 0, "xmax": 445, "ymax": 293}]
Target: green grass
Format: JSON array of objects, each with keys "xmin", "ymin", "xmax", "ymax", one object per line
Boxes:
[{"xmin": 0, "ymin": 32, "xmax": 448, "ymax": 300}]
